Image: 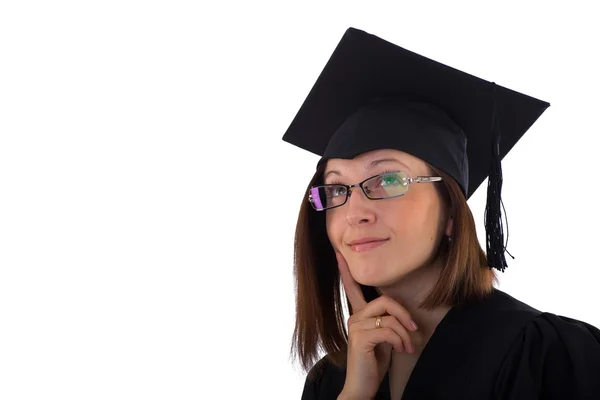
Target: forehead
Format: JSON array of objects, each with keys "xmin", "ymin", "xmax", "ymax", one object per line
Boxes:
[{"xmin": 325, "ymin": 149, "xmax": 425, "ymax": 171}]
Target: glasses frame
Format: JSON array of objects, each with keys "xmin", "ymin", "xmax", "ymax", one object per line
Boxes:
[{"xmin": 308, "ymin": 170, "xmax": 443, "ymax": 211}]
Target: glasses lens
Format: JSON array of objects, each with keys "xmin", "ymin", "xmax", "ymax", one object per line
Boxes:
[
  {"xmin": 363, "ymin": 172, "xmax": 409, "ymax": 199},
  {"xmin": 309, "ymin": 185, "xmax": 347, "ymax": 210}
]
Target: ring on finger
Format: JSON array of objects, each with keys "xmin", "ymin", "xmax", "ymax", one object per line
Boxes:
[{"xmin": 375, "ymin": 315, "xmax": 382, "ymax": 329}]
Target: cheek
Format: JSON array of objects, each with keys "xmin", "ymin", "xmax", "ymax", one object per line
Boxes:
[{"xmin": 388, "ymin": 200, "xmax": 439, "ymax": 240}]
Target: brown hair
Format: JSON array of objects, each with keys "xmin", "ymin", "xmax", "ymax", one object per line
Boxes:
[{"xmin": 289, "ymin": 162, "xmax": 497, "ymax": 377}]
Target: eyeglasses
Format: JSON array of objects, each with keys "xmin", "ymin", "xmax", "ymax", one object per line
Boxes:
[{"xmin": 308, "ymin": 171, "xmax": 442, "ymax": 211}]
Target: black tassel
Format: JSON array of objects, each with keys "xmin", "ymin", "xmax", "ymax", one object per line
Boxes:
[{"xmin": 484, "ymin": 83, "xmax": 514, "ymax": 272}]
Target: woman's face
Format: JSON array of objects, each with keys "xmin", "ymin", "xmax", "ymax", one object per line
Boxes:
[{"xmin": 324, "ymin": 149, "xmax": 450, "ymax": 287}]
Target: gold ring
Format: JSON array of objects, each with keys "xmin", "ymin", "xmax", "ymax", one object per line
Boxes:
[{"xmin": 375, "ymin": 315, "xmax": 382, "ymax": 329}]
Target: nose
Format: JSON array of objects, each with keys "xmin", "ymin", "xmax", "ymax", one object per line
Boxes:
[{"xmin": 344, "ymin": 186, "xmax": 376, "ymax": 226}]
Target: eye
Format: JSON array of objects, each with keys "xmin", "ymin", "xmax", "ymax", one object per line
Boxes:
[
  {"xmin": 323, "ymin": 184, "xmax": 346, "ymax": 198},
  {"xmin": 331, "ymin": 186, "xmax": 347, "ymax": 197},
  {"xmin": 381, "ymin": 172, "xmax": 401, "ymax": 186}
]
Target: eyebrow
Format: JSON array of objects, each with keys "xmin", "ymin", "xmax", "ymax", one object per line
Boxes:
[{"xmin": 324, "ymin": 158, "xmax": 412, "ymax": 180}]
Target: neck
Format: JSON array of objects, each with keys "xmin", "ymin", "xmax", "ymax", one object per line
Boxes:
[{"xmin": 375, "ymin": 259, "xmax": 451, "ymax": 349}]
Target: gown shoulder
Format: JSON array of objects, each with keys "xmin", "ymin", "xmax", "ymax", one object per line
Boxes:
[{"xmin": 494, "ymin": 311, "xmax": 600, "ymax": 399}]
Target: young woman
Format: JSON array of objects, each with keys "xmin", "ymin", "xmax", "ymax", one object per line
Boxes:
[{"xmin": 284, "ymin": 28, "xmax": 600, "ymax": 399}]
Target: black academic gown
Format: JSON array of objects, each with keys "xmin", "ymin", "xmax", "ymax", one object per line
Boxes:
[{"xmin": 301, "ymin": 289, "xmax": 600, "ymax": 399}]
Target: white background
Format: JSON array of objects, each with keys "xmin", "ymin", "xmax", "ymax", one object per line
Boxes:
[{"xmin": 1, "ymin": 1, "xmax": 599, "ymax": 399}]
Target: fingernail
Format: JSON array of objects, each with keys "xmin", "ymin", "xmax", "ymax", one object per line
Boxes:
[{"xmin": 410, "ymin": 321, "xmax": 418, "ymax": 331}]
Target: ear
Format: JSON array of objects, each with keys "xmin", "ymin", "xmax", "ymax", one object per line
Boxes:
[{"xmin": 445, "ymin": 215, "xmax": 454, "ymax": 237}]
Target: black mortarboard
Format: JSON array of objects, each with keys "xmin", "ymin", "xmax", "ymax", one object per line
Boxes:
[{"xmin": 282, "ymin": 27, "xmax": 550, "ymax": 272}]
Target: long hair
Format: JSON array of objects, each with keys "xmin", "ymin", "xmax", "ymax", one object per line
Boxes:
[{"xmin": 289, "ymin": 162, "xmax": 497, "ymax": 378}]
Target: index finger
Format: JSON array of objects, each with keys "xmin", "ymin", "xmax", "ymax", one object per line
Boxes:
[{"xmin": 336, "ymin": 251, "xmax": 367, "ymax": 314}]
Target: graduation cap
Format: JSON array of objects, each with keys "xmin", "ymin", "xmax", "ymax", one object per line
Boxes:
[{"xmin": 282, "ymin": 27, "xmax": 550, "ymax": 272}]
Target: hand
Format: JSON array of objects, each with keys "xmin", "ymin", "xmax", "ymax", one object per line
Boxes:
[{"xmin": 336, "ymin": 251, "xmax": 419, "ymax": 400}]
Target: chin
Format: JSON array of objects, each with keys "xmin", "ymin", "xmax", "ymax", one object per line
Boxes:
[
  {"xmin": 349, "ymin": 257, "xmax": 400, "ymax": 285},
  {"xmin": 356, "ymin": 274, "xmax": 402, "ymax": 289},
  {"xmin": 349, "ymin": 256, "xmax": 417, "ymax": 287}
]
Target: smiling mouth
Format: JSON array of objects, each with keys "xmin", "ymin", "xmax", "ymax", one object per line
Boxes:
[{"xmin": 349, "ymin": 239, "xmax": 389, "ymax": 253}]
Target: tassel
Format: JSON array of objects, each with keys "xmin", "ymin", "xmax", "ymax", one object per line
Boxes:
[{"xmin": 484, "ymin": 83, "xmax": 514, "ymax": 272}]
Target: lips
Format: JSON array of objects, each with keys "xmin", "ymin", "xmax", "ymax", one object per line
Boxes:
[{"xmin": 347, "ymin": 237, "xmax": 389, "ymax": 253}]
